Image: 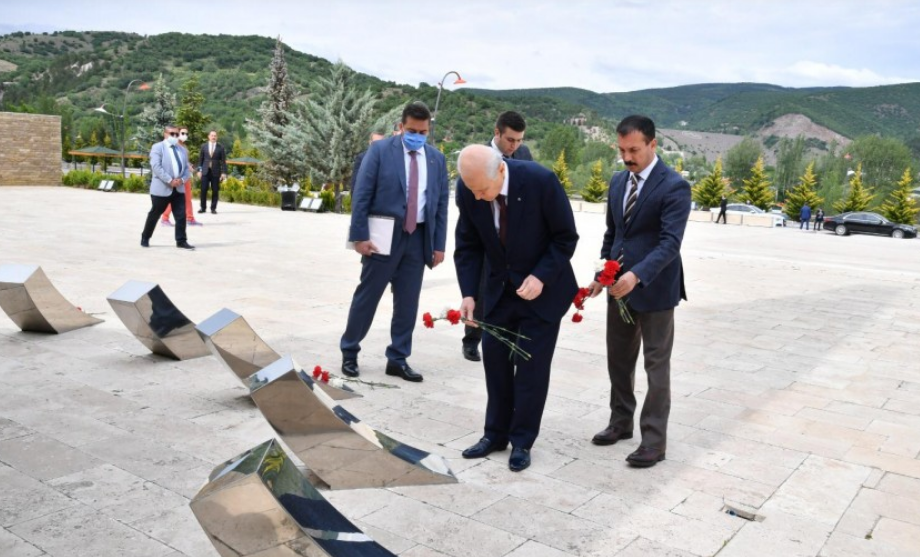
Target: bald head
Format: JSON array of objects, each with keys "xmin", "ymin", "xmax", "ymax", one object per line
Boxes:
[{"xmin": 458, "ymin": 145, "xmax": 505, "ymax": 202}]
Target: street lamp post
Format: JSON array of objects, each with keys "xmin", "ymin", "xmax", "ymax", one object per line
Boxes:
[
  {"xmin": 94, "ymin": 79, "xmax": 145, "ymax": 178},
  {"xmin": 429, "ymin": 71, "xmax": 466, "ymax": 144}
]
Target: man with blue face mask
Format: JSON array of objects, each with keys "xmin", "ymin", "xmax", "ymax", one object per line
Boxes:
[
  {"xmin": 141, "ymin": 125, "xmax": 195, "ymax": 250},
  {"xmin": 341, "ymin": 101, "xmax": 450, "ymax": 382}
]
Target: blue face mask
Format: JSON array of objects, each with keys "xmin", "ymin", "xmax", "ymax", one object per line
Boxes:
[{"xmin": 402, "ymin": 131, "xmax": 427, "ymax": 151}]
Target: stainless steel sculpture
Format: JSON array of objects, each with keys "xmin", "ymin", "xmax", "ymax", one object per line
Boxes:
[
  {"xmin": 191, "ymin": 439, "xmax": 396, "ymax": 557},
  {"xmin": 196, "ymin": 310, "xmax": 359, "ymax": 400},
  {"xmin": 106, "ymin": 280, "xmax": 209, "ymax": 360},
  {"xmin": 0, "ymin": 264, "xmax": 103, "ymax": 333},
  {"xmin": 249, "ymin": 356, "xmax": 457, "ymax": 489}
]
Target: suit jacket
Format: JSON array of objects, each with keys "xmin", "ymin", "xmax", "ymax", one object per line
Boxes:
[
  {"xmin": 601, "ymin": 159, "xmax": 691, "ymax": 313},
  {"xmin": 350, "ymin": 149, "xmax": 368, "ymax": 190},
  {"xmin": 149, "ymin": 140, "xmax": 191, "ymax": 197},
  {"xmin": 486, "ymin": 139, "xmax": 534, "ymax": 161},
  {"xmin": 348, "ymin": 135, "xmax": 449, "ymax": 268},
  {"xmin": 198, "ymin": 142, "xmax": 227, "ymax": 176},
  {"xmin": 455, "ymin": 159, "xmax": 579, "ymax": 323}
]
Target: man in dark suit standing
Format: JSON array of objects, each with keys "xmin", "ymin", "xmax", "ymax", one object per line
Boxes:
[
  {"xmin": 340, "ymin": 102, "xmax": 450, "ymax": 383},
  {"xmin": 455, "ymin": 145, "xmax": 579, "ymax": 472},
  {"xmin": 197, "ymin": 130, "xmax": 227, "ymax": 214},
  {"xmin": 588, "ymin": 115, "xmax": 691, "ymax": 468},
  {"xmin": 461, "ymin": 111, "xmax": 534, "ymax": 362}
]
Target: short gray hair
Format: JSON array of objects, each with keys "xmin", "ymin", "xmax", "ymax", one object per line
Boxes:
[{"xmin": 457, "ymin": 145, "xmax": 502, "ymax": 179}]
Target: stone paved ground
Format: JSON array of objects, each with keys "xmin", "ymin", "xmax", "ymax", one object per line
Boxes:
[{"xmin": 1, "ymin": 186, "xmax": 919, "ymax": 557}]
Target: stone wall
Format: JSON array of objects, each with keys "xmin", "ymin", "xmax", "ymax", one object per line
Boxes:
[{"xmin": 0, "ymin": 112, "xmax": 61, "ymax": 186}]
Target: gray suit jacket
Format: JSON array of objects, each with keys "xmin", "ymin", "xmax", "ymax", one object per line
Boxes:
[{"xmin": 149, "ymin": 140, "xmax": 191, "ymax": 197}]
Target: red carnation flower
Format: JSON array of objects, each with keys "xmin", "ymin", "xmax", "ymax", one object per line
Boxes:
[
  {"xmin": 312, "ymin": 365, "xmax": 322, "ymax": 379},
  {"xmin": 321, "ymin": 370, "xmax": 330, "ymax": 383},
  {"xmin": 422, "ymin": 312, "xmax": 435, "ymax": 328},
  {"xmin": 446, "ymin": 309, "xmax": 462, "ymax": 325},
  {"xmin": 572, "ymin": 312, "xmax": 583, "ymax": 323}
]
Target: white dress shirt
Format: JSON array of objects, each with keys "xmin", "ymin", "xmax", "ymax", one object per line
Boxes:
[
  {"xmin": 623, "ymin": 155, "xmax": 658, "ymax": 212},
  {"xmin": 492, "ymin": 162, "xmax": 510, "ymax": 232},
  {"xmin": 402, "ymin": 142, "xmax": 428, "ymax": 223}
]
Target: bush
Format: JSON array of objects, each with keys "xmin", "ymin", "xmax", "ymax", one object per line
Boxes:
[
  {"xmin": 341, "ymin": 192, "xmax": 352, "ymax": 213},
  {"xmin": 319, "ymin": 189, "xmax": 335, "ymax": 212},
  {"xmin": 124, "ymin": 175, "xmax": 146, "ymax": 192}
]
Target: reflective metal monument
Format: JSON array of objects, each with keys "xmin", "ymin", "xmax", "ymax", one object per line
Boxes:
[
  {"xmin": 191, "ymin": 439, "xmax": 396, "ymax": 557},
  {"xmin": 250, "ymin": 356, "xmax": 457, "ymax": 489},
  {"xmin": 0, "ymin": 264, "xmax": 103, "ymax": 333},
  {"xmin": 106, "ymin": 280, "xmax": 210, "ymax": 360},
  {"xmin": 196, "ymin": 310, "xmax": 359, "ymax": 400}
]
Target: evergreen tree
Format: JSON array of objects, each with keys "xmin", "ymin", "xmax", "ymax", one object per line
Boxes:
[
  {"xmin": 297, "ymin": 59, "xmax": 377, "ymax": 209},
  {"xmin": 230, "ymin": 138, "xmax": 244, "ymax": 159},
  {"xmin": 176, "ymin": 75, "xmax": 211, "ymax": 163},
  {"xmin": 674, "ymin": 158, "xmax": 683, "ymax": 174},
  {"xmin": 784, "ymin": 162, "xmax": 824, "ymax": 220},
  {"xmin": 739, "ymin": 155, "xmax": 774, "ymax": 210},
  {"xmin": 552, "ymin": 149, "xmax": 574, "ymax": 198},
  {"xmin": 834, "ymin": 163, "xmax": 875, "ymax": 213},
  {"xmin": 246, "ymin": 36, "xmax": 303, "ymax": 187},
  {"xmin": 581, "ymin": 159, "xmax": 608, "ymax": 203},
  {"xmin": 134, "ymin": 74, "xmax": 176, "ymax": 151},
  {"xmin": 880, "ymin": 167, "xmax": 919, "ymax": 224},
  {"xmin": 691, "ymin": 157, "xmax": 729, "ymax": 210}
]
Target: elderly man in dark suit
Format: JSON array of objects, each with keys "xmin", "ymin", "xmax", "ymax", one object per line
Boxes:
[
  {"xmin": 197, "ymin": 130, "xmax": 227, "ymax": 214},
  {"xmin": 588, "ymin": 115, "xmax": 691, "ymax": 468},
  {"xmin": 460, "ymin": 111, "xmax": 536, "ymax": 363},
  {"xmin": 340, "ymin": 102, "xmax": 450, "ymax": 383},
  {"xmin": 454, "ymin": 144, "xmax": 579, "ymax": 472}
]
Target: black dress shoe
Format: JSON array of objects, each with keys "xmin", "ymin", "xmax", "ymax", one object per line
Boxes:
[
  {"xmin": 626, "ymin": 446, "xmax": 666, "ymax": 468},
  {"xmin": 176, "ymin": 242, "xmax": 196, "ymax": 250},
  {"xmin": 591, "ymin": 426, "xmax": 633, "ymax": 446},
  {"xmin": 342, "ymin": 359, "xmax": 359, "ymax": 378},
  {"xmin": 385, "ymin": 362, "xmax": 423, "ymax": 382},
  {"xmin": 198, "ymin": 209, "xmax": 206, "ymax": 214},
  {"xmin": 461, "ymin": 344, "xmax": 481, "ymax": 362},
  {"xmin": 462, "ymin": 437, "xmax": 508, "ymax": 459},
  {"xmin": 211, "ymin": 209, "xmax": 217, "ymax": 214},
  {"xmin": 140, "ymin": 238, "xmax": 150, "ymax": 248},
  {"xmin": 509, "ymin": 447, "xmax": 531, "ymax": 472}
]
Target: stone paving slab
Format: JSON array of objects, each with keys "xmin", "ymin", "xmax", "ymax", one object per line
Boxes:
[{"xmin": 1, "ymin": 186, "xmax": 919, "ymax": 556}]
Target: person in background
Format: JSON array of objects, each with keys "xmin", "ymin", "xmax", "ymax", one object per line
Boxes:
[
  {"xmin": 814, "ymin": 207, "xmax": 825, "ymax": 232},
  {"xmin": 161, "ymin": 126, "xmax": 201, "ymax": 228},
  {"xmin": 715, "ymin": 195, "xmax": 728, "ymax": 224},
  {"xmin": 198, "ymin": 130, "xmax": 227, "ymax": 214},
  {"xmin": 800, "ymin": 203, "xmax": 812, "ymax": 230}
]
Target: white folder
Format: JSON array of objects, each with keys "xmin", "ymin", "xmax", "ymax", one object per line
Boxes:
[{"xmin": 346, "ymin": 215, "xmax": 395, "ymax": 256}]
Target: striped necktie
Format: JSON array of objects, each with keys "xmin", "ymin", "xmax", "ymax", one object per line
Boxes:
[{"xmin": 618, "ymin": 173, "xmax": 640, "ymax": 264}]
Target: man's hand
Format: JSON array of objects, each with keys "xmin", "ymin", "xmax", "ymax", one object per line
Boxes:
[
  {"xmin": 353, "ymin": 240, "xmax": 378, "ymax": 257},
  {"xmin": 432, "ymin": 250, "xmax": 445, "ymax": 268},
  {"xmin": 169, "ymin": 178, "xmax": 181, "ymax": 188},
  {"xmin": 220, "ymin": 174, "xmax": 226, "ymax": 182},
  {"xmin": 587, "ymin": 281, "xmax": 605, "ymax": 298},
  {"xmin": 608, "ymin": 271, "xmax": 639, "ymax": 299},
  {"xmin": 196, "ymin": 171, "xmax": 202, "ymax": 179},
  {"xmin": 460, "ymin": 297, "xmax": 477, "ymax": 327},
  {"xmin": 516, "ymin": 275, "xmax": 544, "ymax": 301}
]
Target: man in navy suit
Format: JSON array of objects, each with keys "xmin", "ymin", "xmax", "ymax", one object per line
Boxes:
[
  {"xmin": 588, "ymin": 115, "xmax": 691, "ymax": 468},
  {"xmin": 461, "ymin": 111, "xmax": 535, "ymax": 363},
  {"xmin": 454, "ymin": 145, "xmax": 579, "ymax": 472},
  {"xmin": 340, "ymin": 102, "xmax": 449, "ymax": 382}
]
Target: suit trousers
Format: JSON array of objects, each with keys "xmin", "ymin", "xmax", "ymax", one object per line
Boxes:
[
  {"xmin": 142, "ymin": 191, "xmax": 187, "ymax": 243},
  {"xmin": 461, "ymin": 259, "xmax": 487, "ymax": 347},
  {"xmin": 480, "ymin": 289, "xmax": 561, "ymax": 450},
  {"xmin": 162, "ymin": 179, "xmax": 195, "ymax": 222},
  {"xmin": 606, "ymin": 301, "xmax": 674, "ymax": 451},
  {"xmin": 340, "ymin": 224, "xmax": 426, "ymax": 365},
  {"xmin": 200, "ymin": 170, "xmax": 220, "ymax": 211}
]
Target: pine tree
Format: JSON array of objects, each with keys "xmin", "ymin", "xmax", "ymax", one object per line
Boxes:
[
  {"xmin": 297, "ymin": 59, "xmax": 378, "ymax": 210},
  {"xmin": 880, "ymin": 167, "xmax": 919, "ymax": 224},
  {"xmin": 230, "ymin": 138, "xmax": 244, "ymax": 159},
  {"xmin": 134, "ymin": 74, "xmax": 176, "ymax": 151},
  {"xmin": 581, "ymin": 159, "xmax": 608, "ymax": 203},
  {"xmin": 176, "ymin": 75, "xmax": 211, "ymax": 163},
  {"xmin": 246, "ymin": 37, "xmax": 302, "ymax": 187},
  {"xmin": 784, "ymin": 162, "xmax": 824, "ymax": 220},
  {"xmin": 553, "ymin": 149, "xmax": 574, "ymax": 198},
  {"xmin": 834, "ymin": 163, "xmax": 874, "ymax": 213},
  {"xmin": 674, "ymin": 158, "xmax": 684, "ymax": 174},
  {"xmin": 691, "ymin": 157, "xmax": 729, "ymax": 210},
  {"xmin": 739, "ymin": 156, "xmax": 774, "ymax": 210}
]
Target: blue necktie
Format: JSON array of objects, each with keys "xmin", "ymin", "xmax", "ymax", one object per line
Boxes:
[{"xmin": 170, "ymin": 145, "xmax": 183, "ymax": 176}]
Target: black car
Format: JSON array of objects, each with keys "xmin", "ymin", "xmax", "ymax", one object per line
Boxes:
[{"xmin": 822, "ymin": 211, "xmax": 918, "ymax": 239}]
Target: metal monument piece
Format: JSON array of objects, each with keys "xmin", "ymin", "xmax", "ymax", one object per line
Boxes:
[
  {"xmin": 106, "ymin": 280, "xmax": 209, "ymax": 360},
  {"xmin": 191, "ymin": 439, "xmax": 395, "ymax": 557},
  {"xmin": 249, "ymin": 356, "xmax": 457, "ymax": 489},
  {"xmin": 196, "ymin": 310, "xmax": 358, "ymax": 400},
  {"xmin": 0, "ymin": 264, "xmax": 103, "ymax": 333}
]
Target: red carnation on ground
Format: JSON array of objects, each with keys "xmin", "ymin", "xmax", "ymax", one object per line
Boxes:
[
  {"xmin": 321, "ymin": 370, "xmax": 330, "ymax": 383},
  {"xmin": 571, "ymin": 313, "xmax": 583, "ymax": 323},
  {"xmin": 312, "ymin": 365, "xmax": 322, "ymax": 379}
]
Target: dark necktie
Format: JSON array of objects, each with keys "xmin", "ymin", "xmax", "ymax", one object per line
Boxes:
[
  {"xmin": 496, "ymin": 194, "xmax": 508, "ymax": 246},
  {"xmin": 618, "ymin": 174, "xmax": 640, "ymax": 264},
  {"xmin": 170, "ymin": 145, "xmax": 183, "ymax": 177},
  {"xmin": 404, "ymin": 151, "xmax": 419, "ymax": 234}
]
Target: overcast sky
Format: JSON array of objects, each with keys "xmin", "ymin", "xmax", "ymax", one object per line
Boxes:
[{"xmin": 3, "ymin": 0, "xmax": 919, "ymax": 93}]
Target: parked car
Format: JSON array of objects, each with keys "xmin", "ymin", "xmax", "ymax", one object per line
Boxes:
[
  {"xmin": 822, "ymin": 211, "xmax": 918, "ymax": 239},
  {"xmin": 710, "ymin": 203, "xmax": 787, "ymax": 227}
]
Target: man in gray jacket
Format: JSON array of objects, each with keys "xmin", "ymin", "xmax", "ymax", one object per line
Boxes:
[{"xmin": 141, "ymin": 125, "xmax": 195, "ymax": 250}]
